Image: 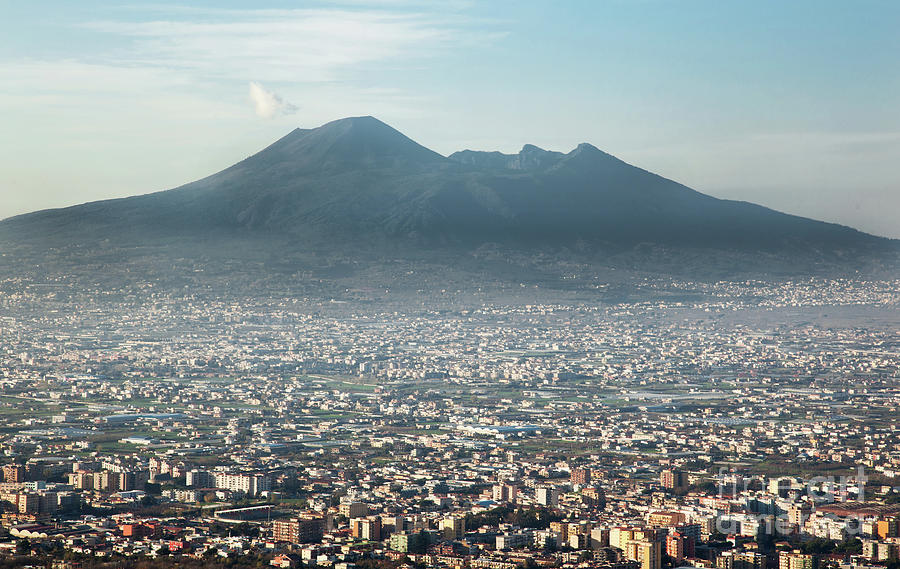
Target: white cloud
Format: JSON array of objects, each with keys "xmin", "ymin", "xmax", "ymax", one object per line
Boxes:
[{"xmin": 248, "ymin": 81, "xmax": 297, "ymax": 118}]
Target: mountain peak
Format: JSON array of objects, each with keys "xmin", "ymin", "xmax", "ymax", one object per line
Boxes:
[
  {"xmin": 248, "ymin": 115, "xmax": 447, "ymax": 173},
  {"xmin": 573, "ymin": 142, "xmax": 601, "ymax": 154},
  {"xmin": 330, "ymin": 114, "xmax": 379, "ymax": 123},
  {"xmin": 550, "ymin": 142, "xmax": 624, "ymax": 172},
  {"xmin": 317, "ymin": 115, "xmax": 395, "ymax": 134}
]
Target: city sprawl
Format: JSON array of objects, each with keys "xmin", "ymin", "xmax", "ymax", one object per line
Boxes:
[{"xmin": 0, "ymin": 276, "xmax": 898, "ymax": 569}]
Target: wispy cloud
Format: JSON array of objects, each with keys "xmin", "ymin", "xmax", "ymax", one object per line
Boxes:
[
  {"xmin": 81, "ymin": 8, "xmax": 492, "ymax": 83},
  {"xmin": 248, "ymin": 81, "xmax": 297, "ymax": 118}
]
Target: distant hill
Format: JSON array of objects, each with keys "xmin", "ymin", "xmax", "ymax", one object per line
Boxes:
[{"xmin": 0, "ymin": 116, "xmax": 896, "ymax": 282}]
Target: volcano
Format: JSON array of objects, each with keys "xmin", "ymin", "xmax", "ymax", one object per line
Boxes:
[{"xmin": 0, "ymin": 116, "xmax": 895, "ymax": 279}]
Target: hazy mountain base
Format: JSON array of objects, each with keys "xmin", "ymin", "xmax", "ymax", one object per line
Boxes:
[
  {"xmin": 2, "ymin": 115, "xmax": 897, "ymax": 295},
  {"xmin": 1, "ymin": 231, "xmax": 897, "ymax": 304}
]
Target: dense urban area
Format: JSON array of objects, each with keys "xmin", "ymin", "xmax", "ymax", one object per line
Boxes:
[{"xmin": 0, "ymin": 275, "xmax": 898, "ymax": 569}]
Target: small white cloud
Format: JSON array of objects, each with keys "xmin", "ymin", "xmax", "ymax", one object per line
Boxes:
[{"xmin": 248, "ymin": 81, "xmax": 297, "ymax": 118}]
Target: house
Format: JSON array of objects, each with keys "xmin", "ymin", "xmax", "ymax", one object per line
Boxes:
[{"xmin": 271, "ymin": 553, "xmax": 301, "ymax": 568}]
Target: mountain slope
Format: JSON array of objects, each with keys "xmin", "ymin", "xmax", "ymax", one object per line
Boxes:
[{"xmin": 0, "ymin": 116, "xmax": 895, "ymax": 275}]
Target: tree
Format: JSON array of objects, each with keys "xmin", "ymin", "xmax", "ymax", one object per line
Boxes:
[
  {"xmin": 15, "ymin": 538, "xmax": 30, "ymax": 555},
  {"xmin": 834, "ymin": 538, "xmax": 862, "ymax": 555},
  {"xmin": 800, "ymin": 537, "xmax": 835, "ymax": 555}
]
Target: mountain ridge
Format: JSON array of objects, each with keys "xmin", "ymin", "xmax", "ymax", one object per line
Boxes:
[{"xmin": 0, "ymin": 116, "xmax": 896, "ymax": 281}]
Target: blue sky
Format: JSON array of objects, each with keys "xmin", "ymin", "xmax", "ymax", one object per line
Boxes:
[{"xmin": 2, "ymin": 1, "xmax": 898, "ymax": 237}]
